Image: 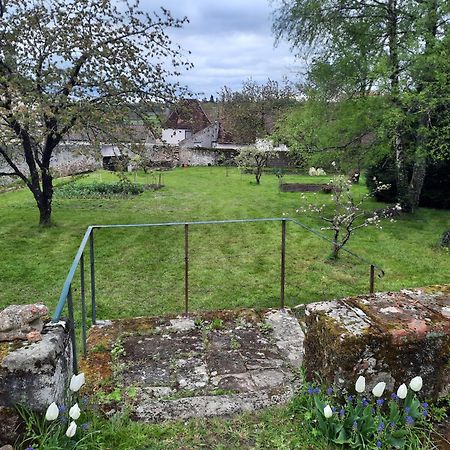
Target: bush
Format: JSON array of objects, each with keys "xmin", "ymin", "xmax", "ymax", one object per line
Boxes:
[
  {"xmin": 55, "ymin": 181, "xmax": 145, "ymax": 199},
  {"xmin": 366, "ymin": 157, "xmax": 450, "ymax": 209}
]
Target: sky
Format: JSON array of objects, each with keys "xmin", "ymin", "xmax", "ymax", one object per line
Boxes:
[{"xmin": 144, "ymin": 0, "xmax": 303, "ymax": 97}]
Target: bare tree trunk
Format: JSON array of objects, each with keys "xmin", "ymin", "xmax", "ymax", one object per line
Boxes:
[{"xmin": 38, "ymin": 170, "xmax": 53, "ymax": 226}]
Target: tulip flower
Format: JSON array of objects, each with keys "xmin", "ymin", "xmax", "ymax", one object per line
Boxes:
[
  {"xmin": 69, "ymin": 403, "xmax": 81, "ymax": 420},
  {"xmin": 397, "ymin": 383, "xmax": 408, "ymax": 399},
  {"xmin": 372, "ymin": 382, "xmax": 386, "ymax": 398},
  {"xmin": 45, "ymin": 402, "xmax": 59, "ymax": 421},
  {"xmin": 355, "ymin": 376, "xmax": 366, "ymax": 393},
  {"xmin": 66, "ymin": 421, "xmax": 77, "ymax": 438},
  {"xmin": 69, "ymin": 373, "xmax": 85, "ymax": 392},
  {"xmin": 324, "ymin": 405, "xmax": 333, "ymax": 419},
  {"xmin": 409, "ymin": 376, "xmax": 423, "ymax": 392}
]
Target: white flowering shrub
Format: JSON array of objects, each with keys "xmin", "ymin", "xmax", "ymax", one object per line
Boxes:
[
  {"xmin": 309, "ymin": 167, "xmax": 326, "ymax": 176},
  {"xmin": 298, "ymin": 175, "xmax": 400, "ymax": 258}
]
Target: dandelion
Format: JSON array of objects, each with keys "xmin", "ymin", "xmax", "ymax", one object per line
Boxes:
[{"xmin": 45, "ymin": 402, "xmax": 59, "ymax": 421}]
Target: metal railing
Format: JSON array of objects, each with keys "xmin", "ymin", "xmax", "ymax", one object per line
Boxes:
[{"xmin": 52, "ymin": 218, "xmax": 384, "ymax": 373}]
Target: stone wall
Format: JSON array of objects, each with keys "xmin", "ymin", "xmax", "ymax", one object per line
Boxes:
[{"xmin": 303, "ymin": 286, "xmax": 450, "ymax": 400}]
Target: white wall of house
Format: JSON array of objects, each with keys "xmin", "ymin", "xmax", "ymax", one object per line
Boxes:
[{"xmin": 162, "ymin": 128, "xmax": 190, "ymax": 145}]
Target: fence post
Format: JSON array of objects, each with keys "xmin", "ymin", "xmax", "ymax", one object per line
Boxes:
[
  {"xmin": 280, "ymin": 219, "xmax": 286, "ymax": 309},
  {"xmin": 89, "ymin": 229, "xmax": 96, "ymax": 325},
  {"xmin": 370, "ymin": 264, "xmax": 375, "ymax": 294},
  {"xmin": 184, "ymin": 223, "xmax": 189, "ymax": 316},
  {"xmin": 67, "ymin": 285, "xmax": 78, "ymax": 374},
  {"xmin": 80, "ymin": 253, "xmax": 87, "ymax": 357}
]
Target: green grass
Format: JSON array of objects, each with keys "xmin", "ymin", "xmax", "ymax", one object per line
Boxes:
[{"xmin": 0, "ymin": 167, "xmax": 449, "ymax": 319}]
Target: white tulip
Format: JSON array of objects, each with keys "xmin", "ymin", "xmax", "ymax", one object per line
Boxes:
[
  {"xmin": 355, "ymin": 376, "xmax": 366, "ymax": 393},
  {"xmin": 66, "ymin": 421, "xmax": 77, "ymax": 438},
  {"xmin": 397, "ymin": 383, "xmax": 408, "ymax": 399},
  {"xmin": 45, "ymin": 402, "xmax": 59, "ymax": 421},
  {"xmin": 69, "ymin": 373, "xmax": 85, "ymax": 392},
  {"xmin": 409, "ymin": 376, "xmax": 423, "ymax": 392},
  {"xmin": 69, "ymin": 403, "xmax": 81, "ymax": 420},
  {"xmin": 372, "ymin": 382, "xmax": 386, "ymax": 398},
  {"xmin": 323, "ymin": 405, "xmax": 333, "ymax": 419}
]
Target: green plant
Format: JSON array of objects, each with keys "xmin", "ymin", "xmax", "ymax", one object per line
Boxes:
[
  {"xmin": 206, "ymin": 318, "xmax": 225, "ymax": 331},
  {"xmin": 55, "ymin": 181, "xmax": 145, "ymax": 199},
  {"xmin": 293, "ymin": 375, "xmax": 437, "ymax": 449}
]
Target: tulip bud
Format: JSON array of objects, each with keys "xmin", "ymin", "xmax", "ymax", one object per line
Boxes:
[
  {"xmin": 66, "ymin": 421, "xmax": 77, "ymax": 438},
  {"xmin": 69, "ymin": 403, "xmax": 81, "ymax": 420},
  {"xmin": 324, "ymin": 405, "xmax": 333, "ymax": 419},
  {"xmin": 45, "ymin": 402, "xmax": 59, "ymax": 421},
  {"xmin": 409, "ymin": 376, "xmax": 423, "ymax": 392},
  {"xmin": 69, "ymin": 373, "xmax": 85, "ymax": 392},
  {"xmin": 397, "ymin": 383, "xmax": 408, "ymax": 399},
  {"xmin": 372, "ymin": 382, "xmax": 386, "ymax": 398},
  {"xmin": 355, "ymin": 376, "xmax": 366, "ymax": 393}
]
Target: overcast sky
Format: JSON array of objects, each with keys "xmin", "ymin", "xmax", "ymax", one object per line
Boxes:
[{"xmin": 147, "ymin": 0, "xmax": 303, "ymax": 97}]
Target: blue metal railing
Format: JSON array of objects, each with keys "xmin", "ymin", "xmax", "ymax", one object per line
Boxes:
[{"xmin": 52, "ymin": 218, "xmax": 384, "ymax": 373}]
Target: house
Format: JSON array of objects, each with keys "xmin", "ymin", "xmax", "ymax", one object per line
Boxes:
[{"xmin": 162, "ymin": 99, "xmax": 219, "ymax": 148}]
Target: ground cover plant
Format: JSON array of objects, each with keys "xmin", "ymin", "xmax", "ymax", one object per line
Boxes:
[{"xmin": 0, "ymin": 167, "xmax": 449, "ymax": 320}]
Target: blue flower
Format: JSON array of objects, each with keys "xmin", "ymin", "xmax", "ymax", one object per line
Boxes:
[
  {"xmin": 58, "ymin": 404, "xmax": 67, "ymax": 413},
  {"xmin": 421, "ymin": 402, "xmax": 429, "ymax": 408},
  {"xmin": 376, "ymin": 399, "xmax": 384, "ymax": 406},
  {"xmin": 313, "ymin": 387, "xmax": 319, "ymax": 395},
  {"xmin": 422, "ymin": 409, "xmax": 428, "ymax": 417},
  {"xmin": 326, "ymin": 387, "xmax": 333, "ymax": 395},
  {"xmin": 82, "ymin": 395, "xmax": 89, "ymax": 405},
  {"xmin": 376, "ymin": 440, "xmax": 382, "ymax": 448},
  {"xmin": 25, "ymin": 447, "xmax": 35, "ymax": 450},
  {"xmin": 377, "ymin": 422, "xmax": 385, "ymax": 432},
  {"xmin": 362, "ymin": 398, "xmax": 369, "ymax": 407},
  {"xmin": 405, "ymin": 406, "xmax": 411, "ymax": 414},
  {"xmin": 352, "ymin": 420, "xmax": 358, "ymax": 430},
  {"xmin": 391, "ymin": 393, "xmax": 399, "ymax": 401},
  {"xmin": 347, "ymin": 395, "xmax": 354, "ymax": 402},
  {"xmin": 81, "ymin": 422, "xmax": 91, "ymax": 430},
  {"xmin": 389, "ymin": 421, "xmax": 396, "ymax": 429},
  {"xmin": 406, "ymin": 416, "xmax": 414, "ymax": 426},
  {"xmin": 307, "ymin": 387, "xmax": 313, "ymax": 395},
  {"xmin": 339, "ymin": 408, "xmax": 345, "ymax": 417}
]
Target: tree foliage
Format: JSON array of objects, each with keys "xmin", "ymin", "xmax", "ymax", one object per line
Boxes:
[
  {"xmin": 272, "ymin": 0, "xmax": 450, "ymax": 211},
  {"xmin": 0, "ymin": 0, "xmax": 191, "ymax": 225}
]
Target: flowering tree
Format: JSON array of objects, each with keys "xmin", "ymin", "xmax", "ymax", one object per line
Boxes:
[
  {"xmin": 299, "ymin": 175, "xmax": 400, "ymax": 258},
  {"xmin": 0, "ymin": 0, "xmax": 191, "ymax": 225},
  {"xmin": 237, "ymin": 144, "xmax": 277, "ymax": 185}
]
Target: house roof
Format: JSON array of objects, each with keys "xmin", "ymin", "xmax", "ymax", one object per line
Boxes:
[{"xmin": 164, "ymin": 99, "xmax": 211, "ymax": 133}]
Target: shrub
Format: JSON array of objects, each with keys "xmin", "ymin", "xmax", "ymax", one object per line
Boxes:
[
  {"xmin": 55, "ymin": 181, "xmax": 145, "ymax": 199},
  {"xmin": 366, "ymin": 157, "xmax": 450, "ymax": 209}
]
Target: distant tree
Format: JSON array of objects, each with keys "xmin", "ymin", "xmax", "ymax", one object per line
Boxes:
[
  {"xmin": 219, "ymin": 78, "xmax": 297, "ymax": 144},
  {"xmin": 0, "ymin": 0, "xmax": 191, "ymax": 225},
  {"xmin": 209, "ymin": 95, "xmax": 215, "ymax": 103},
  {"xmin": 237, "ymin": 145, "xmax": 277, "ymax": 185}
]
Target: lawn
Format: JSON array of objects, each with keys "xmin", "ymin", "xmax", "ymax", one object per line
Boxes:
[{"xmin": 0, "ymin": 167, "xmax": 449, "ymax": 320}]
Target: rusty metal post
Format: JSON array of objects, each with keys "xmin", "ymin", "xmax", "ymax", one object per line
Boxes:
[
  {"xmin": 280, "ymin": 219, "xmax": 286, "ymax": 309},
  {"xmin": 370, "ymin": 264, "xmax": 375, "ymax": 294},
  {"xmin": 80, "ymin": 253, "xmax": 87, "ymax": 357},
  {"xmin": 184, "ymin": 223, "xmax": 189, "ymax": 316},
  {"xmin": 89, "ymin": 229, "xmax": 97, "ymax": 325}
]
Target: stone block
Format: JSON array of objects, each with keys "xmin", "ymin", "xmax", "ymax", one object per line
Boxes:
[
  {"xmin": 304, "ymin": 287, "xmax": 450, "ymax": 399},
  {"xmin": 0, "ymin": 321, "xmax": 72, "ymax": 411}
]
